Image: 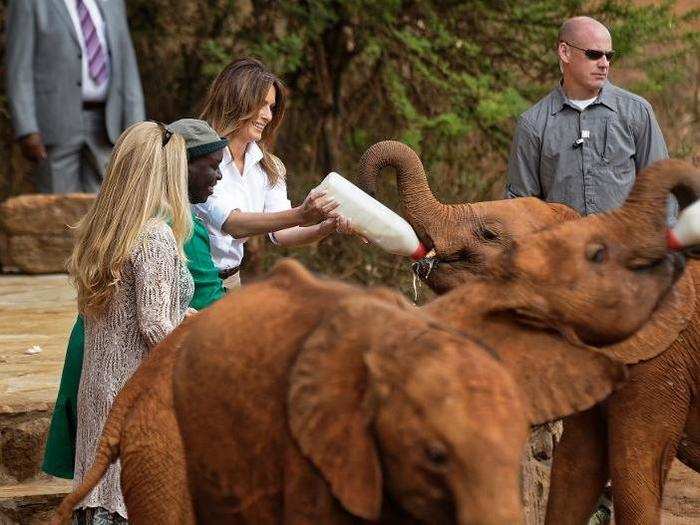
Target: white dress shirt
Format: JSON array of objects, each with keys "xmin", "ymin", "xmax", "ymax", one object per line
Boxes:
[
  {"xmin": 193, "ymin": 142, "xmax": 292, "ymax": 270},
  {"xmin": 63, "ymin": 0, "xmax": 111, "ymax": 101}
]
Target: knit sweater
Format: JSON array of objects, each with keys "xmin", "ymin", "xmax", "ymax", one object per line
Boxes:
[{"xmin": 73, "ymin": 219, "xmax": 193, "ymax": 517}]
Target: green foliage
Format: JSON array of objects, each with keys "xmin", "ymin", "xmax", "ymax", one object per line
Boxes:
[{"xmin": 0, "ymin": 0, "xmax": 697, "ymax": 292}]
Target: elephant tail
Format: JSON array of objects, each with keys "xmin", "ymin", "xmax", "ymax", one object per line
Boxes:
[
  {"xmin": 49, "ymin": 362, "xmax": 144, "ymax": 523},
  {"xmin": 50, "ymin": 431, "xmax": 121, "ymax": 524}
]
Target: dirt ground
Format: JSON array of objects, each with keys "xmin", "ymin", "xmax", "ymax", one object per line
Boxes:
[{"xmin": 662, "ymin": 461, "xmax": 700, "ymax": 524}]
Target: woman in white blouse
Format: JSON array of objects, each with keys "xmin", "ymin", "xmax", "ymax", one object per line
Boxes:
[{"xmin": 195, "ymin": 58, "xmax": 349, "ymax": 287}]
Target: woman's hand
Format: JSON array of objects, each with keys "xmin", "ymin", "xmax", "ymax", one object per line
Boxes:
[
  {"xmin": 297, "ymin": 189, "xmax": 339, "ymax": 226},
  {"xmin": 185, "ymin": 307, "xmax": 198, "ymax": 318}
]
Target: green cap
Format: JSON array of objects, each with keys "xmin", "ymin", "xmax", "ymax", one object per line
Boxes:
[{"xmin": 168, "ymin": 118, "xmax": 228, "ymax": 160}]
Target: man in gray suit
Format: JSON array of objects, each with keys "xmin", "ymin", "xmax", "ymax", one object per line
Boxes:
[{"xmin": 6, "ymin": 0, "xmax": 145, "ymax": 193}]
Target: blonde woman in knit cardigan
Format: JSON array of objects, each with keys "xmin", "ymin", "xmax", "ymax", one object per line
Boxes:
[{"xmin": 67, "ymin": 121, "xmax": 193, "ymax": 523}]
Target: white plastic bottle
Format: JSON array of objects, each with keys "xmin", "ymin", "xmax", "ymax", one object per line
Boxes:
[
  {"xmin": 316, "ymin": 172, "xmax": 429, "ymax": 260},
  {"xmin": 667, "ymin": 200, "xmax": 700, "ymax": 250}
]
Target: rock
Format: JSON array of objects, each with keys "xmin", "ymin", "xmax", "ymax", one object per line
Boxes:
[
  {"xmin": 521, "ymin": 421, "xmax": 562, "ymax": 525},
  {"xmin": 0, "ymin": 194, "xmax": 94, "ymax": 236},
  {"xmin": 0, "ymin": 478, "xmax": 73, "ymax": 525},
  {"xmin": 0, "ymin": 414, "xmax": 51, "ymax": 483},
  {"xmin": 0, "ymin": 234, "xmax": 75, "ymax": 274},
  {"xmin": 0, "ymin": 194, "xmax": 94, "ymax": 274},
  {"xmin": 0, "ymin": 498, "xmax": 60, "ymax": 525}
]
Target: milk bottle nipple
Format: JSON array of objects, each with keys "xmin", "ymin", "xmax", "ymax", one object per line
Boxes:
[{"xmin": 667, "ymin": 200, "xmax": 700, "ymax": 250}]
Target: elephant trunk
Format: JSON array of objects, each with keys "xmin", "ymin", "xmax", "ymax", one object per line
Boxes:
[
  {"xmin": 452, "ymin": 476, "xmax": 523, "ymax": 525},
  {"xmin": 358, "ymin": 140, "xmax": 448, "ymax": 247},
  {"xmin": 610, "ymin": 159, "xmax": 700, "ymax": 252}
]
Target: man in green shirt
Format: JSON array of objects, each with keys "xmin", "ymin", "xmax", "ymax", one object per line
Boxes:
[{"xmin": 42, "ymin": 119, "xmax": 228, "ymax": 478}]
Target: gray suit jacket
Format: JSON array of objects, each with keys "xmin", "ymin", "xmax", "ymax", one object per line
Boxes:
[{"xmin": 5, "ymin": 0, "xmax": 145, "ymax": 145}]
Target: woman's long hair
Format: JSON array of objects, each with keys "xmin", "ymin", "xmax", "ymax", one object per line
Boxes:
[
  {"xmin": 68, "ymin": 121, "xmax": 192, "ymax": 316},
  {"xmin": 199, "ymin": 57, "xmax": 287, "ymax": 185}
]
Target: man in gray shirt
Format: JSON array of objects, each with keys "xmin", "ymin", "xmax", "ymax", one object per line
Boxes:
[
  {"xmin": 506, "ymin": 16, "xmax": 671, "ymax": 524},
  {"xmin": 506, "ymin": 16, "xmax": 669, "ymax": 216}
]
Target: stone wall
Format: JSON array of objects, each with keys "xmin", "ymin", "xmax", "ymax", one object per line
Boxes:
[
  {"xmin": 0, "ymin": 194, "xmax": 95, "ymax": 274},
  {"xmin": 0, "ymin": 409, "xmax": 71, "ymax": 525}
]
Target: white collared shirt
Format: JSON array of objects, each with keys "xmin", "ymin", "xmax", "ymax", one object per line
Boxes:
[
  {"xmin": 193, "ymin": 142, "xmax": 292, "ymax": 270},
  {"xmin": 63, "ymin": 0, "xmax": 111, "ymax": 101}
]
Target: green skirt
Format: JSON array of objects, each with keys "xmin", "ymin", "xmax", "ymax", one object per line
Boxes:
[
  {"xmin": 42, "ymin": 316, "xmax": 84, "ymax": 479},
  {"xmin": 43, "ymin": 257, "xmax": 226, "ymax": 479}
]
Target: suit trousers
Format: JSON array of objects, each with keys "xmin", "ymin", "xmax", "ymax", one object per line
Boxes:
[{"xmin": 36, "ymin": 107, "xmax": 112, "ymax": 193}]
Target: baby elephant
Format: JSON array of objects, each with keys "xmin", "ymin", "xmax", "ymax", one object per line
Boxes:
[
  {"xmin": 53, "ymin": 256, "xmax": 628, "ymax": 525},
  {"xmin": 172, "ymin": 260, "xmax": 530, "ymax": 524}
]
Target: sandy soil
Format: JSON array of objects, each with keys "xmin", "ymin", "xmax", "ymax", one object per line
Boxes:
[
  {"xmin": 0, "ymin": 274, "xmax": 75, "ymax": 413},
  {"xmin": 662, "ymin": 461, "xmax": 700, "ymax": 524}
]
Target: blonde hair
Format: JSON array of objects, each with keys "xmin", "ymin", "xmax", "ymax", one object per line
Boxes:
[
  {"xmin": 68, "ymin": 121, "xmax": 192, "ymax": 315},
  {"xmin": 199, "ymin": 58, "xmax": 287, "ymax": 186}
]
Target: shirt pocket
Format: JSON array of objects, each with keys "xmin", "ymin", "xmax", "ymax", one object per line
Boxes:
[
  {"xmin": 588, "ymin": 118, "xmax": 635, "ymax": 208},
  {"xmin": 539, "ymin": 138, "xmax": 563, "ymax": 194},
  {"xmin": 600, "ymin": 118, "xmax": 635, "ymax": 166}
]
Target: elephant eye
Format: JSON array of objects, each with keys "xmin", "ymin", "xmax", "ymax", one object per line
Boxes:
[
  {"xmin": 478, "ymin": 226, "xmax": 499, "ymax": 242},
  {"xmin": 628, "ymin": 256, "xmax": 665, "ymax": 272},
  {"xmin": 424, "ymin": 441, "xmax": 449, "ymax": 466},
  {"xmin": 585, "ymin": 243, "xmax": 607, "ymax": 264},
  {"xmin": 441, "ymin": 248, "xmax": 480, "ymax": 266}
]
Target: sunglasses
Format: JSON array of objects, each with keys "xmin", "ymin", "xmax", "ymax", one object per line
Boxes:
[
  {"xmin": 563, "ymin": 41, "xmax": 615, "ymax": 62},
  {"xmin": 151, "ymin": 121, "xmax": 173, "ymax": 147}
]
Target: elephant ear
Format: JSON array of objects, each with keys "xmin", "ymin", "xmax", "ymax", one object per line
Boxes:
[
  {"xmin": 468, "ymin": 315, "xmax": 627, "ymax": 425},
  {"xmin": 603, "ymin": 269, "xmax": 695, "ymax": 364},
  {"xmin": 287, "ymin": 299, "xmax": 384, "ymax": 520}
]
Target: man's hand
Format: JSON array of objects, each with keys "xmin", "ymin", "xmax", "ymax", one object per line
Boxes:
[
  {"xmin": 317, "ymin": 217, "xmax": 339, "ymax": 236},
  {"xmin": 333, "ymin": 215, "xmax": 369, "ymax": 243},
  {"xmin": 297, "ymin": 189, "xmax": 339, "ymax": 226},
  {"xmin": 19, "ymin": 133, "xmax": 47, "ymax": 162}
]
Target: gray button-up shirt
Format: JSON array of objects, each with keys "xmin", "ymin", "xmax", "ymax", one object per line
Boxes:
[{"xmin": 506, "ymin": 81, "xmax": 669, "ymax": 216}]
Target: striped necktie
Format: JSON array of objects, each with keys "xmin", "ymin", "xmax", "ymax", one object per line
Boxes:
[{"xmin": 76, "ymin": 0, "xmax": 108, "ymax": 85}]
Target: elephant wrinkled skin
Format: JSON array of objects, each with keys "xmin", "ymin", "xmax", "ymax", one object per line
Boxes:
[
  {"xmin": 54, "ymin": 246, "xmax": 637, "ymax": 525},
  {"xmin": 173, "ymin": 263, "xmax": 531, "ymax": 524},
  {"xmin": 358, "ymin": 140, "xmax": 700, "ymax": 524},
  {"xmin": 171, "ymin": 171, "xmax": 688, "ymax": 524}
]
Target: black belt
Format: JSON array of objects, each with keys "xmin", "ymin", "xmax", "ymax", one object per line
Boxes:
[
  {"xmin": 219, "ymin": 266, "xmax": 240, "ymax": 280},
  {"xmin": 82, "ymin": 101, "xmax": 106, "ymax": 110}
]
